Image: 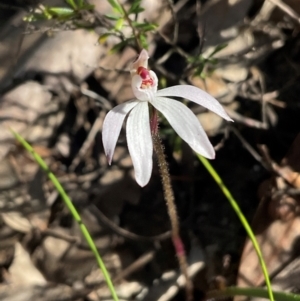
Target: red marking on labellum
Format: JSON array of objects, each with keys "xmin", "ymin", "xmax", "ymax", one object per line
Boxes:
[
  {"xmin": 137, "ymin": 66, "xmax": 149, "ymax": 79},
  {"xmin": 137, "ymin": 66, "xmax": 154, "ymax": 88}
]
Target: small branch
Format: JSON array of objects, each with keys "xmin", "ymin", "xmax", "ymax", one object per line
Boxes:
[
  {"xmin": 69, "ymin": 112, "xmax": 105, "ymax": 172},
  {"xmin": 267, "ymin": 0, "xmax": 300, "ymax": 24},
  {"xmin": 42, "ymin": 229, "xmax": 80, "ymax": 244},
  {"xmin": 113, "ymin": 250, "xmax": 156, "ymax": 283},
  {"xmin": 158, "ymin": 31, "xmax": 189, "ymax": 59},
  {"xmin": 225, "ymin": 108, "xmax": 268, "ymax": 129},
  {"xmin": 117, "ymin": 0, "xmax": 142, "ymax": 51},
  {"xmin": 165, "ymin": 0, "xmax": 179, "ymax": 43},
  {"xmin": 195, "ymin": 0, "xmax": 205, "ymax": 54},
  {"xmin": 206, "ymin": 286, "xmax": 300, "ymax": 301},
  {"xmin": 229, "ymin": 126, "xmax": 270, "ymax": 171},
  {"xmin": 89, "ymin": 204, "xmax": 171, "ymax": 242}
]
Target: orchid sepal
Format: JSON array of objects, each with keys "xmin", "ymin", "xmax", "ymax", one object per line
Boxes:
[
  {"xmin": 156, "ymin": 85, "xmax": 233, "ymax": 122},
  {"xmin": 102, "ymin": 100, "xmax": 138, "ymax": 164}
]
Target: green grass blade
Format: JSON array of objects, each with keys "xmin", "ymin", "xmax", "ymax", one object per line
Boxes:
[
  {"xmin": 197, "ymin": 155, "xmax": 274, "ymax": 301},
  {"xmin": 207, "ymin": 287, "xmax": 300, "ymax": 301},
  {"xmin": 11, "ymin": 129, "xmax": 119, "ymax": 301}
]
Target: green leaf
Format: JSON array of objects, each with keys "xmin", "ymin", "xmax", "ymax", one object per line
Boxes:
[
  {"xmin": 194, "ymin": 65, "xmax": 204, "ymax": 77},
  {"xmin": 42, "ymin": 8, "xmax": 53, "ymax": 20},
  {"xmin": 23, "ymin": 13, "xmax": 50, "ymax": 22},
  {"xmin": 107, "ymin": 0, "xmax": 123, "ymax": 14},
  {"xmin": 114, "ymin": 18, "xmax": 124, "ymax": 31},
  {"xmin": 208, "ymin": 58, "xmax": 218, "ymax": 65},
  {"xmin": 105, "ymin": 14, "xmax": 121, "ymax": 21},
  {"xmin": 143, "ymin": 23, "xmax": 158, "ymax": 32},
  {"xmin": 132, "ymin": 21, "xmax": 158, "ymax": 31},
  {"xmin": 129, "ymin": 7, "xmax": 144, "ymax": 14},
  {"xmin": 72, "ymin": 20, "xmax": 94, "ymax": 29},
  {"xmin": 65, "ymin": 0, "xmax": 78, "ymax": 10},
  {"xmin": 139, "ymin": 33, "xmax": 148, "ymax": 49},
  {"xmin": 186, "ymin": 56, "xmax": 198, "ymax": 64},
  {"xmin": 208, "ymin": 43, "xmax": 228, "ymax": 58},
  {"xmin": 109, "ymin": 37, "xmax": 135, "ymax": 54},
  {"xmin": 81, "ymin": 4, "xmax": 94, "ymax": 10},
  {"xmin": 98, "ymin": 33, "xmax": 111, "ymax": 44},
  {"xmin": 200, "ymin": 72, "xmax": 206, "ymax": 79},
  {"xmin": 11, "ymin": 130, "xmax": 119, "ymax": 301},
  {"xmin": 128, "ymin": 0, "xmax": 144, "ymax": 14},
  {"xmin": 109, "ymin": 40, "xmax": 128, "ymax": 54},
  {"xmin": 197, "ymin": 155, "xmax": 274, "ymax": 301},
  {"xmin": 47, "ymin": 7, "xmax": 76, "ymax": 19},
  {"xmin": 76, "ymin": 0, "xmax": 84, "ymax": 8}
]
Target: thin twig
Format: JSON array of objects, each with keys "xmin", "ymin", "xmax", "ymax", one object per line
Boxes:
[
  {"xmin": 195, "ymin": 0, "xmax": 205, "ymax": 55},
  {"xmin": 267, "ymin": 0, "xmax": 300, "ymax": 24},
  {"xmin": 165, "ymin": 0, "xmax": 179, "ymax": 43},
  {"xmin": 156, "ymin": 48, "xmax": 175, "ymax": 65},
  {"xmin": 250, "ymin": 67, "xmax": 268, "ymax": 126},
  {"xmin": 69, "ymin": 112, "xmax": 105, "ymax": 172},
  {"xmin": 89, "ymin": 204, "xmax": 171, "ymax": 242},
  {"xmin": 113, "ymin": 250, "xmax": 156, "ymax": 283},
  {"xmin": 117, "ymin": 0, "xmax": 142, "ymax": 51},
  {"xmin": 225, "ymin": 108, "xmax": 268, "ymax": 129},
  {"xmin": 81, "ymin": 88, "xmax": 112, "ymax": 110},
  {"xmin": 230, "ymin": 126, "xmax": 269, "ymax": 171},
  {"xmin": 158, "ymin": 31, "xmax": 189, "ymax": 59},
  {"xmin": 42, "ymin": 228, "xmax": 80, "ymax": 244}
]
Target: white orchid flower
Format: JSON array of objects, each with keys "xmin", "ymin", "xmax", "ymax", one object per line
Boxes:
[{"xmin": 102, "ymin": 49, "xmax": 232, "ymax": 187}]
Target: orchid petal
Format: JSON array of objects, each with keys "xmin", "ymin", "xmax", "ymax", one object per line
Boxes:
[
  {"xmin": 149, "ymin": 70, "xmax": 158, "ymax": 88},
  {"xmin": 156, "ymin": 85, "xmax": 233, "ymax": 121},
  {"xmin": 130, "ymin": 49, "xmax": 149, "ymax": 76},
  {"xmin": 102, "ymin": 100, "xmax": 138, "ymax": 164},
  {"xmin": 131, "ymin": 74, "xmax": 158, "ymax": 101},
  {"xmin": 151, "ymin": 97, "xmax": 215, "ymax": 159},
  {"xmin": 131, "ymin": 75, "xmax": 148, "ymax": 101},
  {"xmin": 126, "ymin": 102, "xmax": 152, "ymax": 187}
]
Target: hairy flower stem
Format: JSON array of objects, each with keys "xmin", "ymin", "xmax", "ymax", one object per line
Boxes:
[{"xmin": 151, "ymin": 109, "xmax": 193, "ymax": 301}]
